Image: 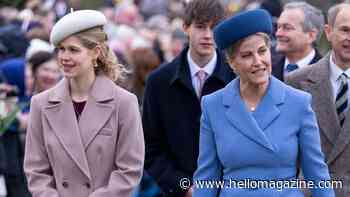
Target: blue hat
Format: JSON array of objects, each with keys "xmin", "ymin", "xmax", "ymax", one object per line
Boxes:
[{"xmin": 214, "ymin": 9, "xmax": 272, "ymax": 50}]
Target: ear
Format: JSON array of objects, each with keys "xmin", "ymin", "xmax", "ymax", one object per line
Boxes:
[
  {"xmin": 183, "ymin": 23, "xmax": 190, "ymax": 36},
  {"xmin": 324, "ymin": 24, "xmax": 332, "ymax": 42},
  {"xmin": 227, "ymin": 56, "xmax": 237, "ymax": 73},
  {"xmin": 307, "ymin": 28, "xmax": 318, "ymax": 44},
  {"xmin": 92, "ymin": 45, "xmax": 102, "ymax": 60}
]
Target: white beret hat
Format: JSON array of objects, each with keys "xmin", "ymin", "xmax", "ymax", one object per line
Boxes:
[{"xmin": 50, "ymin": 10, "xmax": 107, "ymax": 46}]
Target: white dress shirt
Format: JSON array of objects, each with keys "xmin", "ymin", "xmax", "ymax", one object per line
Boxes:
[
  {"xmin": 187, "ymin": 50, "xmax": 217, "ymax": 97},
  {"xmin": 284, "ymin": 49, "xmax": 316, "ymax": 76},
  {"xmin": 329, "ymin": 52, "xmax": 350, "ymax": 102}
]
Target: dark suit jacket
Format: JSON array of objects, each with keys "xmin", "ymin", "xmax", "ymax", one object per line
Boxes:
[
  {"xmin": 286, "ymin": 53, "xmax": 350, "ymax": 197},
  {"xmin": 0, "ymin": 137, "xmax": 7, "ymax": 174},
  {"xmin": 272, "ymin": 49, "xmax": 322, "ymax": 81},
  {"xmin": 142, "ymin": 47, "xmax": 235, "ymax": 196}
]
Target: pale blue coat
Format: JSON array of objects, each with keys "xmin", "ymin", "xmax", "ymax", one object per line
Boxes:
[{"xmin": 193, "ymin": 77, "xmax": 334, "ymax": 197}]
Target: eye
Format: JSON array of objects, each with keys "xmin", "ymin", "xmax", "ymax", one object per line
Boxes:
[
  {"xmin": 340, "ymin": 26, "xmax": 350, "ymax": 33},
  {"xmin": 258, "ymin": 47, "xmax": 267, "ymax": 54},
  {"xmin": 68, "ymin": 47, "xmax": 80, "ymax": 53},
  {"xmin": 195, "ymin": 24, "xmax": 205, "ymax": 29},
  {"xmin": 278, "ymin": 24, "xmax": 293, "ymax": 31},
  {"xmin": 54, "ymin": 46, "xmax": 64, "ymax": 55},
  {"xmin": 241, "ymin": 53, "xmax": 251, "ymax": 58}
]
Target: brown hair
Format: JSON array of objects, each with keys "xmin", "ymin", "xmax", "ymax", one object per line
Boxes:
[
  {"xmin": 183, "ymin": 0, "xmax": 225, "ymax": 27},
  {"xmin": 28, "ymin": 51, "xmax": 55, "ymax": 75},
  {"xmin": 75, "ymin": 26, "xmax": 127, "ymax": 82}
]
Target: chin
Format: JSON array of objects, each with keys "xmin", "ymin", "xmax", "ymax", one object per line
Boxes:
[
  {"xmin": 199, "ymin": 49, "xmax": 214, "ymax": 56},
  {"xmin": 253, "ymin": 76, "xmax": 269, "ymax": 86},
  {"xmin": 63, "ymin": 73, "xmax": 76, "ymax": 79},
  {"xmin": 276, "ymin": 45, "xmax": 288, "ymax": 53}
]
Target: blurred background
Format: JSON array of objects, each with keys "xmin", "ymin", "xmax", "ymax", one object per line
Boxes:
[{"xmin": 0, "ymin": 0, "xmax": 347, "ymax": 197}]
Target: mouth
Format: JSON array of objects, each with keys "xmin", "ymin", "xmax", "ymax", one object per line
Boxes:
[
  {"xmin": 61, "ymin": 63, "xmax": 75, "ymax": 71},
  {"xmin": 277, "ymin": 37, "xmax": 289, "ymax": 45},
  {"xmin": 251, "ymin": 68, "xmax": 267, "ymax": 74},
  {"xmin": 42, "ymin": 77, "xmax": 57, "ymax": 85},
  {"xmin": 200, "ymin": 43, "xmax": 213, "ymax": 47},
  {"xmin": 343, "ymin": 44, "xmax": 350, "ymax": 50}
]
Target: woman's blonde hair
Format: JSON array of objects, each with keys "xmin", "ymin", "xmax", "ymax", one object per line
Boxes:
[{"xmin": 74, "ymin": 26, "xmax": 127, "ymax": 82}]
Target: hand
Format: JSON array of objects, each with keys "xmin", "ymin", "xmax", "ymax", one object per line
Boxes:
[{"xmin": 184, "ymin": 187, "xmax": 193, "ymax": 197}]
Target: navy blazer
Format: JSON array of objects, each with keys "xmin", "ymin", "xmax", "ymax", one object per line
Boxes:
[
  {"xmin": 142, "ymin": 47, "xmax": 235, "ymax": 196},
  {"xmin": 193, "ymin": 77, "xmax": 334, "ymax": 197}
]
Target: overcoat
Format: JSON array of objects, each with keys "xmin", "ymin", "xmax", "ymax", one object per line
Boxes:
[
  {"xmin": 193, "ymin": 76, "xmax": 334, "ymax": 197},
  {"xmin": 142, "ymin": 47, "xmax": 235, "ymax": 196},
  {"xmin": 286, "ymin": 54, "xmax": 350, "ymax": 196},
  {"xmin": 24, "ymin": 75, "xmax": 145, "ymax": 197}
]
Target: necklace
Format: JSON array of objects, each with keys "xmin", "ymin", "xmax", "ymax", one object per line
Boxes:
[{"xmin": 245, "ymin": 101, "xmax": 256, "ymax": 112}]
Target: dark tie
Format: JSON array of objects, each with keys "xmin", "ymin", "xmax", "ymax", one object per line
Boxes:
[
  {"xmin": 336, "ymin": 73, "xmax": 348, "ymax": 126},
  {"xmin": 286, "ymin": 63, "xmax": 299, "ymax": 72}
]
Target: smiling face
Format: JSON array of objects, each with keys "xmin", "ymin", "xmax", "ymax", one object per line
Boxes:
[
  {"xmin": 34, "ymin": 59, "xmax": 61, "ymax": 92},
  {"xmin": 228, "ymin": 34, "xmax": 272, "ymax": 87},
  {"xmin": 56, "ymin": 35, "xmax": 98, "ymax": 80},
  {"xmin": 276, "ymin": 8, "xmax": 314, "ymax": 56}
]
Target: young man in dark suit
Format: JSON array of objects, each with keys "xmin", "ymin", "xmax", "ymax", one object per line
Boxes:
[{"xmin": 142, "ymin": 0, "xmax": 235, "ymax": 196}]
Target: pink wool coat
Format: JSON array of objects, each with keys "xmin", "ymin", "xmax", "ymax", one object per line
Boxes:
[{"xmin": 24, "ymin": 75, "xmax": 145, "ymax": 197}]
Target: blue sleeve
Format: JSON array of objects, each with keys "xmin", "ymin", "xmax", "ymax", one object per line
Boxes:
[
  {"xmin": 193, "ymin": 97, "xmax": 222, "ymax": 197},
  {"xmin": 299, "ymin": 95, "xmax": 335, "ymax": 197}
]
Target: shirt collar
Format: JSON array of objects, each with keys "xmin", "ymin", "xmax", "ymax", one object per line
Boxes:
[
  {"xmin": 187, "ymin": 49, "xmax": 217, "ymax": 78},
  {"xmin": 284, "ymin": 49, "xmax": 316, "ymax": 69},
  {"xmin": 329, "ymin": 51, "xmax": 350, "ymax": 82}
]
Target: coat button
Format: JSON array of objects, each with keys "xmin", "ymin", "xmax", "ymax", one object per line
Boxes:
[
  {"xmin": 85, "ymin": 182, "xmax": 91, "ymax": 189},
  {"xmin": 62, "ymin": 181, "xmax": 68, "ymax": 188}
]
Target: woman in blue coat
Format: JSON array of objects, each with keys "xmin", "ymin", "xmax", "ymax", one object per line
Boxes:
[{"xmin": 193, "ymin": 9, "xmax": 334, "ymax": 197}]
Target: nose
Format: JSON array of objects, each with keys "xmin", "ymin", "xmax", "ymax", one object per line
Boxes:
[
  {"xmin": 346, "ymin": 32, "xmax": 350, "ymax": 40},
  {"xmin": 252, "ymin": 53, "xmax": 264, "ymax": 66},
  {"xmin": 203, "ymin": 27, "xmax": 213, "ymax": 39},
  {"xmin": 275, "ymin": 26, "xmax": 284, "ymax": 37},
  {"xmin": 57, "ymin": 50, "xmax": 70, "ymax": 62}
]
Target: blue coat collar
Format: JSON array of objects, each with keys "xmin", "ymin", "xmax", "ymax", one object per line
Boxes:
[{"xmin": 222, "ymin": 76, "xmax": 285, "ymax": 152}]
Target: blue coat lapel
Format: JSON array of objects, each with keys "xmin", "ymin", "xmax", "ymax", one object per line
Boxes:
[
  {"xmin": 222, "ymin": 77, "xmax": 284, "ymax": 152},
  {"xmin": 253, "ymin": 77, "xmax": 284, "ymax": 130}
]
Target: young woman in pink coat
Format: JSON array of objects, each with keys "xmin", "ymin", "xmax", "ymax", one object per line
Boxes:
[{"xmin": 24, "ymin": 10, "xmax": 144, "ymax": 197}]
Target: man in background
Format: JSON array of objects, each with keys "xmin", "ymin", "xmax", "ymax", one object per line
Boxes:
[{"xmin": 272, "ymin": 1, "xmax": 324, "ymax": 81}]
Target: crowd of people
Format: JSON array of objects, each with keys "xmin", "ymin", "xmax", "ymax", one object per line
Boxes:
[{"xmin": 0, "ymin": 0, "xmax": 350, "ymax": 196}]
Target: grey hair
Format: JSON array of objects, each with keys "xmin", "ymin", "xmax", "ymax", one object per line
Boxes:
[
  {"xmin": 327, "ymin": 3, "xmax": 350, "ymax": 28},
  {"xmin": 284, "ymin": 2, "xmax": 325, "ymax": 42}
]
